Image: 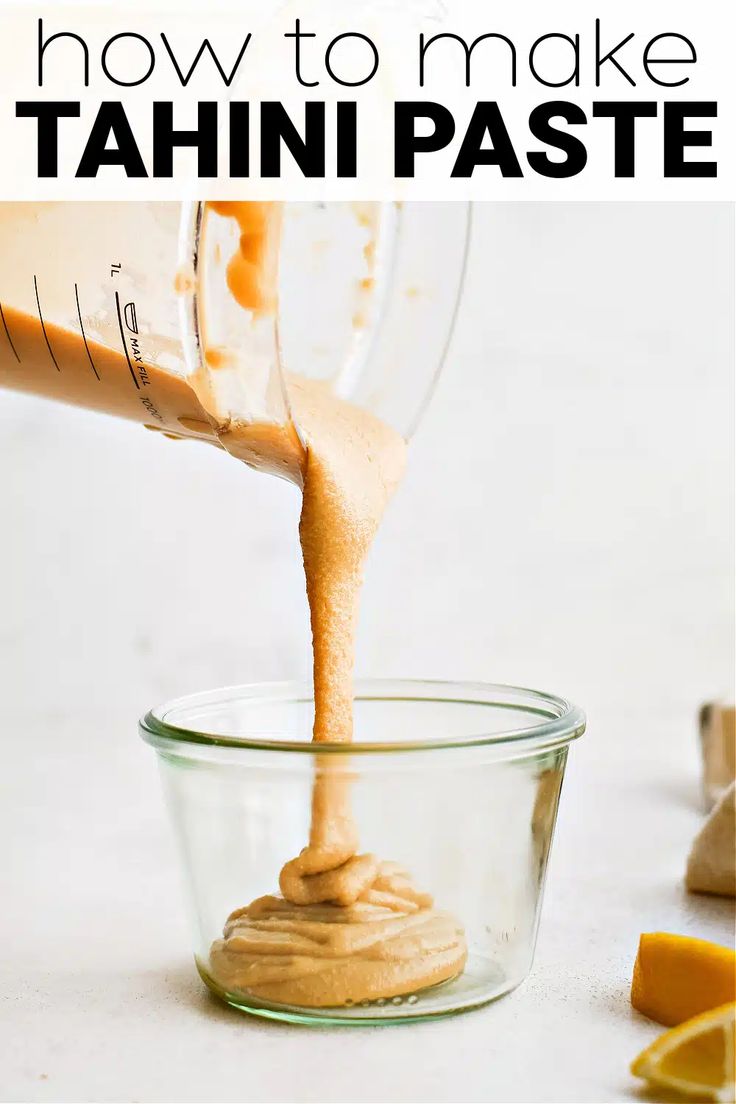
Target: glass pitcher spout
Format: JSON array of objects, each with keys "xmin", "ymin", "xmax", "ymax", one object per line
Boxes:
[{"xmin": 180, "ymin": 200, "xmax": 471, "ymax": 445}]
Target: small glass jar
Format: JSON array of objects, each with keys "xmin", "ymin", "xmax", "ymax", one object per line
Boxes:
[{"xmin": 140, "ymin": 680, "xmax": 585, "ymax": 1026}]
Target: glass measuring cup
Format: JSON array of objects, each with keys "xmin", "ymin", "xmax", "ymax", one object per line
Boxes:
[{"xmin": 0, "ymin": 202, "xmax": 470, "ymax": 449}]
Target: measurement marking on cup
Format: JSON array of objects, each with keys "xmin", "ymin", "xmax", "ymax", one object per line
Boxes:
[
  {"xmin": 33, "ymin": 276, "xmax": 60, "ymax": 372},
  {"xmin": 74, "ymin": 284, "xmax": 100, "ymax": 381},
  {"xmin": 0, "ymin": 302, "xmax": 20, "ymax": 362},
  {"xmin": 114, "ymin": 290, "xmax": 139, "ymax": 390}
]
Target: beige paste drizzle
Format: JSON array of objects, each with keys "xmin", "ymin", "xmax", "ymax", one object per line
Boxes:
[{"xmin": 205, "ymin": 203, "xmax": 467, "ymax": 1007}]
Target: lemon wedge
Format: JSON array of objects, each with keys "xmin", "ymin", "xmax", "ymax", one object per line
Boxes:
[
  {"xmin": 632, "ymin": 933, "xmax": 736, "ymax": 1026},
  {"xmin": 631, "ymin": 1002, "xmax": 735, "ymax": 1102}
]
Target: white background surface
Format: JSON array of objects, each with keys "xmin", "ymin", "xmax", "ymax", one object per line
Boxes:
[{"xmin": 1, "ymin": 202, "xmax": 734, "ymax": 1103}]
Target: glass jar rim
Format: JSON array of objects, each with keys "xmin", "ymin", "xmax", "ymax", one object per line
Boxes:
[{"xmin": 139, "ymin": 679, "xmax": 585, "ymax": 756}]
